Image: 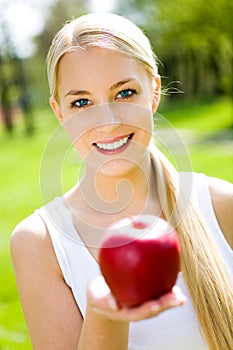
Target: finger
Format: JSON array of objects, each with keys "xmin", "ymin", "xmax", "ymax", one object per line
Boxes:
[
  {"xmin": 87, "ymin": 275, "xmax": 119, "ymax": 312},
  {"xmin": 88, "ymin": 278, "xmax": 186, "ymax": 322},
  {"xmin": 158, "ymin": 285, "xmax": 186, "ymax": 308},
  {"xmin": 116, "ymin": 286, "xmax": 186, "ymax": 321}
]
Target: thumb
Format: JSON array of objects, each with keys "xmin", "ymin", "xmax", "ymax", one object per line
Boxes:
[{"xmin": 87, "ymin": 275, "xmax": 118, "ymax": 311}]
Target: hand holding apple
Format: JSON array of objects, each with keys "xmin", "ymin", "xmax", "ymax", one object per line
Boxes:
[{"xmin": 99, "ymin": 215, "xmax": 181, "ymax": 308}]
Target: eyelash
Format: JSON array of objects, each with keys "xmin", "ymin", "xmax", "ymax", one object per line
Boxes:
[
  {"xmin": 70, "ymin": 88, "xmax": 137, "ymax": 109},
  {"xmin": 70, "ymin": 98, "xmax": 91, "ymax": 109},
  {"xmin": 116, "ymin": 88, "xmax": 137, "ymax": 100}
]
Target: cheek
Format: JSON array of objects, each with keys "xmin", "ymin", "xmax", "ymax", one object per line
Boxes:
[
  {"xmin": 132, "ymin": 108, "xmax": 154, "ymax": 144},
  {"xmin": 73, "ymin": 134, "xmax": 91, "ymax": 159},
  {"xmin": 134, "ymin": 125, "xmax": 153, "ymax": 150},
  {"xmin": 115, "ymin": 103, "xmax": 154, "ymax": 133},
  {"xmin": 68, "ymin": 120, "xmax": 94, "ymax": 158},
  {"xmin": 73, "ymin": 141, "xmax": 84, "ymax": 157},
  {"xmin": 62, "ymin": 103, "xmax": 154, "ymax": 156}
]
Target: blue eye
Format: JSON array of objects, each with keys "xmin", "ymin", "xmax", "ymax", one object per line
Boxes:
[
  {"xmin": 71, "ymin": 98, "xmax": 91, "ymax": 108},
  {"xmin": 117, "ymin": 89, "xmax": 136, "ymax": 99}
]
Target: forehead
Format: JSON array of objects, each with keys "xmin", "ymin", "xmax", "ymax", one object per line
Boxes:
[{"xmin": 57, "ymin": 47, "xmax": 149, "ymax": 93}]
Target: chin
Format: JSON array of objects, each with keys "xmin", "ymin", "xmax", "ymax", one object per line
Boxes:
[{"xmin": 99, "ymin": 158, "xmax": 137, "ymax": 177}]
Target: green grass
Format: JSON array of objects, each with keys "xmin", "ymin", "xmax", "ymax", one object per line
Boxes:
[
  {"xmin": 0, "ymin": 97, "xmax": 232, "ymax": 348},
  {"xmin": 158, "ymin": 95, "xmax": 233, "ymax": 131},
  {"xmin": 157, "ymin": 96, "xmax": 233, "ymax": 182}
]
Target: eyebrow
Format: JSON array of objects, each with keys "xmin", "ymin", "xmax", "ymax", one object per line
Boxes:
[
  {"xmin": 64, "ymin": 78, "xmax": 137, "ymax": 98},
  {"xmin": 64, "ymin": 90, "xmax": 90, "ymax": 98},
  {"xmin": 110, "ymin": 78, "xmax": 136, "ymax": 91}
]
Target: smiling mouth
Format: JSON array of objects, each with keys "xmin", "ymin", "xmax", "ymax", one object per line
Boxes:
[{"xmin": 93, "ymin": 133, "xmax": 134, "ymax": 152}]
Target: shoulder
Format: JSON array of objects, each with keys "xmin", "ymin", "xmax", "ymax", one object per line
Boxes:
[
  {"xmin": 10, "ymin": 212, "xmax": 62, "ymax": 278},
  {"xmin": 207, "ymin": 176, "xmax": 233, "ymax": 249},
  {"xmin": 11, "ymin": 213, "xmax": 48, "ymax": 253},
  {"xmin": 11, "ymin": 212, "xmax": 47, "ymax": 243},
  {"xmin": 10, "ymin": 214, "xmax": 83, "ymax": 347}
]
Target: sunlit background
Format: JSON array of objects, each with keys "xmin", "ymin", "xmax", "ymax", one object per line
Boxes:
[
  {"xmin": 0, "ymin": 0, "xmax": 232, "ymax": 348},
  {"xmin": 0, "ymin": 0, "xmax": 115, "ymax": 57}
]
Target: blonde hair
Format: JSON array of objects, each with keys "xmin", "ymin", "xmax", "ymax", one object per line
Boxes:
[
  {"xmin": 151, "ymin": 146, "xmax": 233, "ymax": 350},
  {"xmin": 47, "ymin": 13, "xmax": 233, "ymax": 349},
  {"xmin": 47, "ymin": 12, "xmax": 158, "ymax": 101}
]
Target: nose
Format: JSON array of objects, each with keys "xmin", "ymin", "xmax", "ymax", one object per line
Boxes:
[{"xmin": 95, "ymin": 103, "xmax": 121, "ymax": 132}]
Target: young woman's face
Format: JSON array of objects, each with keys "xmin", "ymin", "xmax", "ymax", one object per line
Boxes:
[{"xmin": 50, "ymin": 47, "xmax": 160, "ymax": 176}]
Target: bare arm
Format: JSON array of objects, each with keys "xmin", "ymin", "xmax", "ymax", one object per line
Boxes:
[
  {"xmin": 78, "ymin": 276, "xmax": 185, "ymax": 350},
  {"xmin": 10, "ymin": 213, "xmax": 130, "ymax": 349},
  {"xmin": 10, "ymin": 213, "xmax": 83, "ymax": 349},
  {"xmin": 10, "ymin": 214, "xmax": 185, "ymax": 350},
  {"xmin": 208, "ymin": 176, "xmax": 233, "ymax": 249}
]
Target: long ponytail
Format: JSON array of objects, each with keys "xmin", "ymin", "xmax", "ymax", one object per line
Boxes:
[{"xmin": 151, "ymin": 144, "xmax": 233, "ymax": 350}]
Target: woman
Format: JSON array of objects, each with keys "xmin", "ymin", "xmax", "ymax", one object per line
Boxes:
[{"xmin": 10, "ymin": 13, "xmax": 233, "ymax": 350}]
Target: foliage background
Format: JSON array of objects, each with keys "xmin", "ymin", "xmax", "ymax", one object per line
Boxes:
[{"xmin": 0, "ymin": 0, "xmax": 232, "ymax": 348}]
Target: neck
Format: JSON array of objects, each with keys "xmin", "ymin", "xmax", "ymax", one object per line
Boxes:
[{"xmin": 79, "ymin": 150, "xmax": 156, "ymax": 215}]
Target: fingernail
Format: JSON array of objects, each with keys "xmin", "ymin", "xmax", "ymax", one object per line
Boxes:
[{"xmin": 169, "ymin": 298, "xmax": 184, "ymax": 307}]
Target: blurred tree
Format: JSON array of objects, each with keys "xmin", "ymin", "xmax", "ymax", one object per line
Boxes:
[
  {"xmin": 0, "ymin": 54, "xmax": 13, "ymax": 133},
  {"xmin": 35, "ymin": 0, "xmax": 86, "ymax": 60},
  {"xmin": 33, "ymin": 0, "xmax": 89, "ymax": 104},
  {"xmin": 12, "ymin": 54, "xmax": 34, "ymax": 135},
  {"xmin": 0, "ymin": 0, "xmax": 93, "ymax": 134},
  {"xmin": 116, "ymin": 0, "xmax": 233, "ymax": 98},
  {"xmin": 0, "ymin": 16, "xmax": 34, "ymax": 134}
]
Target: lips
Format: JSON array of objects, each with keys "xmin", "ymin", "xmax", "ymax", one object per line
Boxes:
[{"xmin": 93, "ymin": 133, "xmax": 134, "ymax": 154}]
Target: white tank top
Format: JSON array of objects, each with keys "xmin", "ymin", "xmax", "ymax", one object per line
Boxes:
[{"xmin": 35, "ymin": 172, "xmax": 233, "ymax": 350}]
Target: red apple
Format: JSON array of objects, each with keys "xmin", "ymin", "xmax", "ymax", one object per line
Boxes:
[{"xmin": 99, "ymin": 215, "xmax": 181, "ymax": 307}]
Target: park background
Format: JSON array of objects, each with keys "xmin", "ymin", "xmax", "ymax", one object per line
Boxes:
[{"xmin": 0, "ymin": 0, "xmax": 232, "ymax": 348}]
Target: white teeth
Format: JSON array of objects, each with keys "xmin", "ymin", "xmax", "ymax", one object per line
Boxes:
[{"xmin": 96, "ymin": 135, "xmax": 131, "ymax": 151}]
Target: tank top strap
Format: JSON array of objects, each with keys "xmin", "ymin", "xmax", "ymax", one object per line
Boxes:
[
  {"xmin": 180, "ymin": 172, "xmax": 233, "ymax": 274},
  {"xmin": 35, "ymin": 197, "xmax": 100, "ymax": 317},
  {"xmin": 35, "ymin": 197, "xmax": 73, "ymax": 286}
]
